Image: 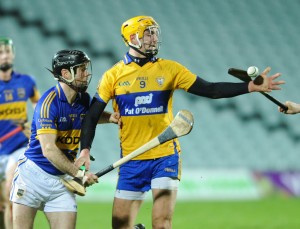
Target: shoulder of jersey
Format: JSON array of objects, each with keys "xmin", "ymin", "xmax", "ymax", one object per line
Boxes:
[
  {"xmin": 38, "ymin": 87, "xmax": 57, "ymax": 104},
  {"xmin": 108, "ymin": 60, "xmax": 123, "ymax": 70},
  {"xmin": 14, "ymin": 72, "xmax": 35, "ymax": 80}
]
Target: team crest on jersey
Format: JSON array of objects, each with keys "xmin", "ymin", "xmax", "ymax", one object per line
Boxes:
[
  {"xmin": 80, "ymin": 114, "xmax": 86, "ymax": 120},
  {"xmin": 4, "ymin": 90, "xmax": 13, "ymax": 101},
  {"xmin": 59, "ymin": 117, "xmax": 67, "ymax": 122},
  {"xmin": 17, "ymin": 88, "xmax": 26, "ymax": 98},
  {"xmin": 16, "ymin": 188, "xmax": 25, "ymax": 198},
  {"xmin": 156, "ymin": 77, "xmax": 165, "ymax": 86},
  {"xmin": 69, "ymin": 114, "xmax": 77, "ymax": 122}
]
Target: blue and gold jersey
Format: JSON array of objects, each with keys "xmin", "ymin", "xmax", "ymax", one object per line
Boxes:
[
  {"xmin": 96, "ymin": 53, "xmax": 197, "ymax": 160},
  {"xmin": 0, "ymin": 71, "xmax": 40, "ymax": 155},
  {"xmin": 25, "ymin": 83, "xmax": 90, "ymax": 175}
]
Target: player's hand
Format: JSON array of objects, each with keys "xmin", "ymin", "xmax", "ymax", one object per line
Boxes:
[
  {"xmin": 279, "ymin": 101, "xmax": 300, "ymax": 114},
  {"xmin": 83, "ymin": 171, "xmax": 99, "ymax": 187},
  {"xmin": 75, "ymin": 149, "xmax": 91, "ymax": 170},
  {"xmin": 11, "ymin": 120, "xmax": 32, "ymax": 138},
  {"xmin": 248, "ymin": 67, "xmax": 285, "ymax": 92},
  {"xmin": 109, "ymin": 112, "xmax": 122, "ymax": 128},
  {"xmin": 22, "ymin": 121, "xmax": 32, "ymax": 138}
]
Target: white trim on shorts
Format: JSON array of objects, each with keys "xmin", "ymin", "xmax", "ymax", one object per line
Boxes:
[{"xmin": 115, "ymin": 177, "xmax": 179, "ymax": 200}]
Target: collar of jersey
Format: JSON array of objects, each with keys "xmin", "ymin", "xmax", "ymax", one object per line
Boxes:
[
  {"xmin": 123, "ymin": 52, "xmax": 157, "ymax": 65},
  {"xmin": 0, "ymin": 71, "xmax": 21, "ymax": 84},
  {"xmin": 55, "ymin": 83, "xmax": 81, "ymax": 103},
  {"xmin": 55, "ymin": 83, "xmax": 68, "ymax": 102}
]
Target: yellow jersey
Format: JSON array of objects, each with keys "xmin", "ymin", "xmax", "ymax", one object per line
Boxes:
[{"xmin": 96, "ymin": 54, "xmax": 197, "ymax": 159}]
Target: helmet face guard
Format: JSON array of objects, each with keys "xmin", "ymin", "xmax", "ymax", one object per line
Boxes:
[
  {"xmin": 140, "ymin": 26, "xmax": 161, "ymax": 57},
  {"xmin": 69, "ymin": 61, "xmax": 92, "ymax": 93},
  {"xmin": 51, "ymin": 50, "xmax": 92, "ymax": 92},
  {"xmin": 0, "ymin": 37, "xmax": 14, "ymax": 71},
  {"xmin": 121, "ymin": 16, "xmax": 161, "ymax": 57}
]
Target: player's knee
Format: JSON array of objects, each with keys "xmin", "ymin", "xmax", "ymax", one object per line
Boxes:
[{"xmin": 112, "ymin": 215, "xmax": 130, "ymax": 229}]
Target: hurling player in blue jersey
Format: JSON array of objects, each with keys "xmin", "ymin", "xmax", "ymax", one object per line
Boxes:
[
  {"xmin": 0, "ymin": 37, "xmax": 40, "ymax": 229},
  {"xmin": 80, "ymin": 16, "xmax": 285, "ymax": 229},
  {"xmin": 10, "ymin": 49, "xmax": 120, "ymax": 229}
]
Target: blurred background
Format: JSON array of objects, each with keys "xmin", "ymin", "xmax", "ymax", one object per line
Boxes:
[{"xmin": 1, "ymin": 0, "xmax": 300, "ymax": 201}]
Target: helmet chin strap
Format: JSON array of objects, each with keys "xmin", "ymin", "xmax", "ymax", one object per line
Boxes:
[
  {"xmin": 56, "ymin": 68, "xmax": 87, "ymax": 93},
  {"xmin": 58, "ymin": 77, "xmax": 87, "ymax": 93},
  {"xmin": 0, "ymin": 63, "xmax": 13, "ymax": 72},
  {"xmin": 129, "ymin": 45, "xmax": 154, "ymax": 59}
]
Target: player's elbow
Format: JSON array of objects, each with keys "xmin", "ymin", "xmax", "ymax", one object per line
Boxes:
[{"xmin": 42, "ymin": 143, "xmax": 56, "ymax": 159}]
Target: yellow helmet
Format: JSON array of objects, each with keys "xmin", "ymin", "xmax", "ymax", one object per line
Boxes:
[{"xmin": 121, "ymin": 15, "xmax": 160, "ymax": 50}]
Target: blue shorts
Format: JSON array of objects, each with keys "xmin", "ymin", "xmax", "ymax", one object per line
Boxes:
[{"xmin": 117, "ymin": 153, "xmax": 181, "ymax": 192}]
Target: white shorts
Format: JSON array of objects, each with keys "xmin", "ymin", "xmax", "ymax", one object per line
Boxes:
[
  {"xmin": 115, "ymin": 177, "xmax": 179, "ymax": 200},
  {"xmin": 10, "ymin": 157, "xmax": 77, "ymax": 212},
  {"xmin": 0, "ymin": 146, "xmax": 26, "ymax": 182}
]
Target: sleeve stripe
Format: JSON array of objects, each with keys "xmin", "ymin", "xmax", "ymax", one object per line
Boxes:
[
  {"xmin": 56, "ymin": 84, "xmax": 61, "ymax": 98},
  {"xmin": 40, "ymin": 91, "xmax": 56, "ymax": 118}
]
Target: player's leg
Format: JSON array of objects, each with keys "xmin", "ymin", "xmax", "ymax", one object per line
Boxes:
[
  {"xmin": 44, "ymin": 194, "xmax": 77, "ymax": 229},
  {"xmin": 10, "ymin": 157, "xmax": 42, "ymax": 228},
  {"xmin": 152, "ymin": 187, "xmax": 177, "ymax": 229},
  {"xmin": 12, "ymin": 203, "xmax": 37, "ymax": 229},
  {"xmin": 0, "ymin": 155, "xmax": 9, "ymax": 229},
  {"xmin": 10, "ymin": 156, "xmax": 78, "ymax": 228},
  {"xmin": 43, "ymin": 171, "xmax": 78, "ymax": 229},
  {"xmin": 0, "ymin": 181, "xmax": 4, "ymax": 228},
  {"xmin": 112, "ymin": 159, "xmax": 150, "ymax": 229},
  {"xmin": 45, "ymin": 212, "xmax": 76, "ymax": 229},
  {"xmin": 4, "ymin": 147, "xmax": 26, "ymax": 229},
  {"xmin": 112, "ymin": 197, "xmax": 143, "ymax": 229},
  {"xmin": 150, "ymin": 153, "xmax": 180, "ymax": 229},
  {"xmin": 4, "ymin": 163, "xmax": 15, "ymax": 229}
]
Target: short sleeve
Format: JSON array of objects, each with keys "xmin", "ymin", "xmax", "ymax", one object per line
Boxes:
[
  {"xmin": 171, "ymin": 61, "xmax": 197, "ymax": 91},
  {"xmin": 34, "ymin": 93, "xmax": 58, "ymax": 135},
  {"xmin": 96, "ymin": 71, "xmax": 115, "ymax": 103}
]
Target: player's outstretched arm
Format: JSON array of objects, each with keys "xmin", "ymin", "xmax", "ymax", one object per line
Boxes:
[
  {"xmin": 248, "ymin": 67, "xmax": 285, "ymax": 92},
  {"xmin": 279, "ymin": 101, "xmax": 300, "ymax": 114}
]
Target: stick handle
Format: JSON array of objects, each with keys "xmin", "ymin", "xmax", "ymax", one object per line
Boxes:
[
  {"xmin": 95, "ymin": 138, "xmax": 160, "ymax": 178},
  {"xmin": 260, "ymin": 92, "xmax": 288, "ymax": 111},
  {"xmin": 0, "ymin": 126, "xmax": 23, "ymax": 143},
  {"xmin": 95, "ymin": 165, "xmax": 114, "ymax": 177},
  {"xmin": 94, "ymin": 109, "xmax": 194, "ymax": 178}
]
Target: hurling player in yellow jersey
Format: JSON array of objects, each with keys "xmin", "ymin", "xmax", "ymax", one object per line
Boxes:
[
  {"xmin": 0, "ymin": 37, "xmax": 40, "ymax": 229},
  {"xmin": 80, "ymin": 16, "xmax": 285, "ymax": 229}
]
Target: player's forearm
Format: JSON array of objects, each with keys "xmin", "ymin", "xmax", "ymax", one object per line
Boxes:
[
  {"xmin": 43, "ymin": 146, "xmax": 79, "ymax": 177},
  {"xmin": 80, "ymin": 99, "xmax": 106, "ymax": 150},
  {"xmin": 98, "ymin": 111, "xmax": 112, "ymax": 124},
  {"xmin": 188, "ymin": 76, "xmax": 249, "ymax": 99}
]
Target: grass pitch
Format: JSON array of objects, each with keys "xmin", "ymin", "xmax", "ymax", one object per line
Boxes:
[{"xmin": 34, "ymin": 198, "xmax": 300, "ymax": 229}]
